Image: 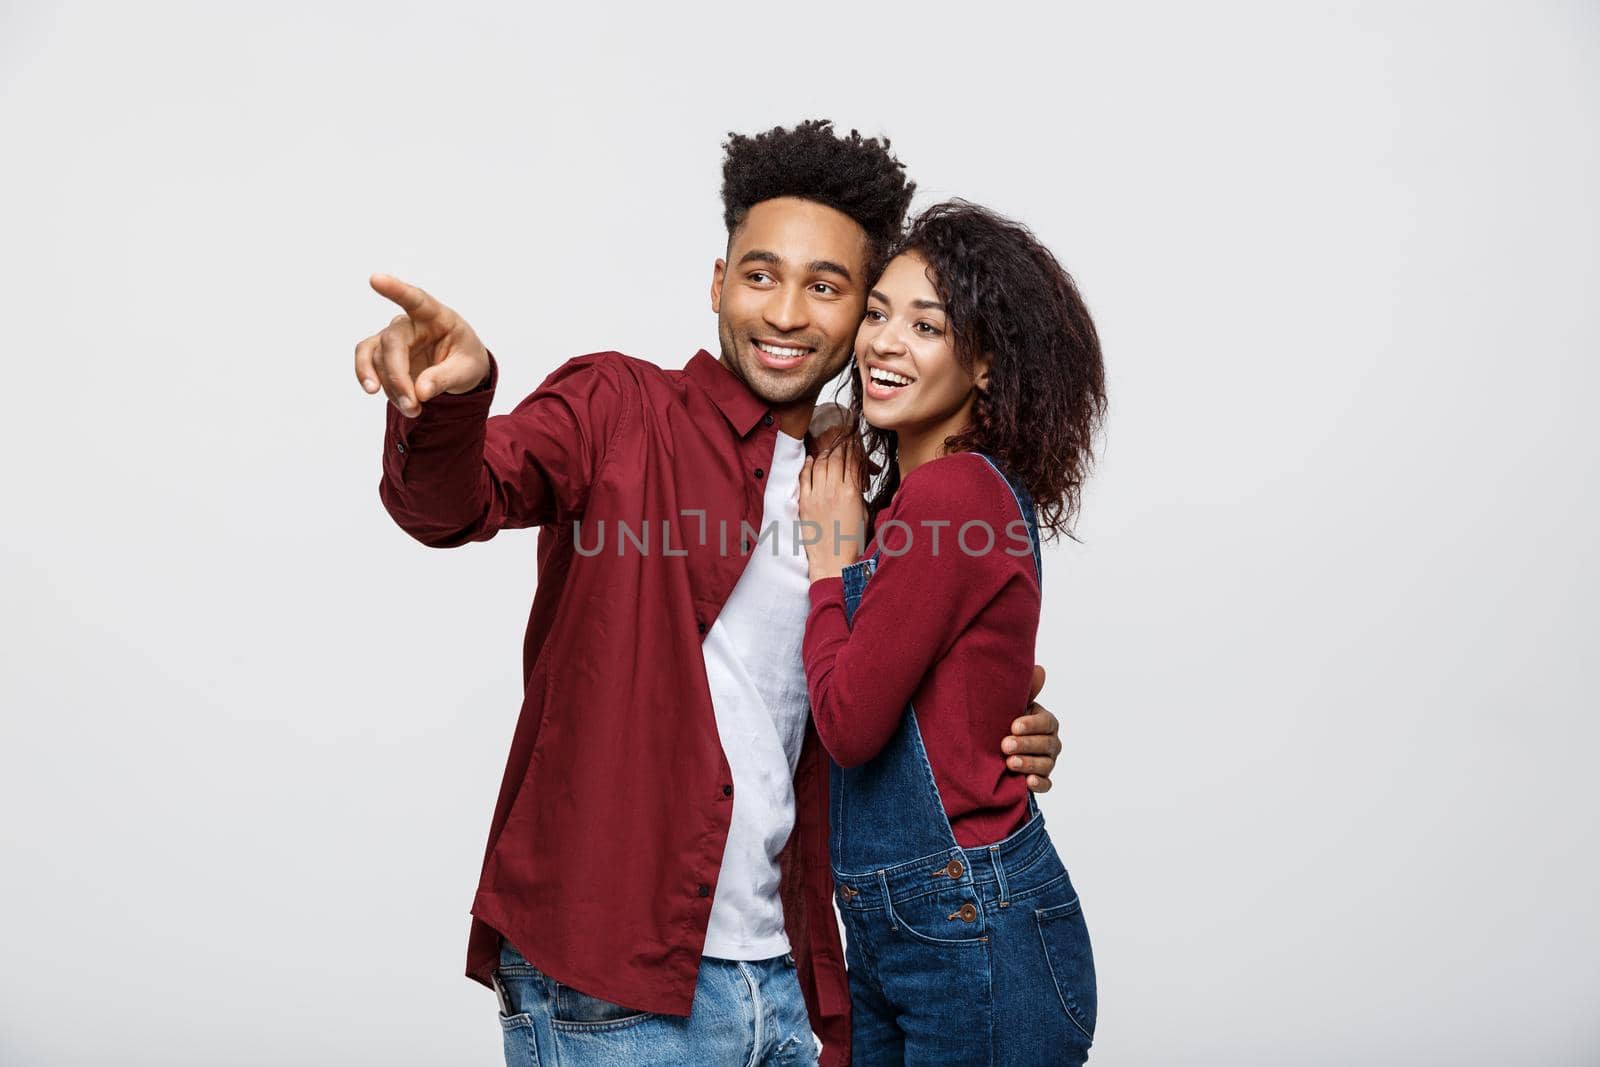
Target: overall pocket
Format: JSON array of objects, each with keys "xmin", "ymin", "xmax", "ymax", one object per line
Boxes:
[
  {"xmin": 883, "ymin": 886, "xmax": 989, "ymax": 947},
  {"xmin": 1034, "ymin": 896, "xmax": 1097, "ymax": 1041}
]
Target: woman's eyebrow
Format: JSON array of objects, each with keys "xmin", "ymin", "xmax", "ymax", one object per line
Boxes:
[{"xmin": 868, "ymin": 289, "xmax": 945, "ymax": 312}]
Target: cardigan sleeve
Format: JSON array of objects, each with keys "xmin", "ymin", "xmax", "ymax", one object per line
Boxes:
[{"xmin": 801, "ymin": 454, "xmax": 1035, "ymax": 768}]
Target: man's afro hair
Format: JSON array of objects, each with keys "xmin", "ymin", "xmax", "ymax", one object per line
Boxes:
[{"xmin": 720, "ymin": 119, "xmax": 915, "ymax": 264}]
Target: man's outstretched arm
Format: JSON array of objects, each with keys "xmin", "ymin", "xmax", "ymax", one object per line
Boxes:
[{"xmin": 357, "ymin": 273, "xmax": 628, "ymax": 547}]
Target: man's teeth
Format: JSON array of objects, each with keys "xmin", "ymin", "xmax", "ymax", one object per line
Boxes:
[
  {"xmin": 755, "ymin": 341, "xmax": 809, "ymax": 358},
  {"xmin": 870, "ymin": 368, "xmax": 914, "ymax": 387}
]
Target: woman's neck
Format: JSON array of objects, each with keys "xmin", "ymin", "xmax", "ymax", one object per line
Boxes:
[{"xmin": 894, "ymin": 402, "xmax": 976, "ymax": 483}]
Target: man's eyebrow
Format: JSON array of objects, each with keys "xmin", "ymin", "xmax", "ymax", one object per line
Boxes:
[
  {"xmin": 809, "ymin": 260, "xmax": 853, "ymax": 283},
  {"xmin": 736, "ymin": 250, "xmax": 853, "ymax": 284}
]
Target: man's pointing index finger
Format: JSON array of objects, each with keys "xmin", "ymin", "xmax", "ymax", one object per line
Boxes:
[{"xmin": 369, "ymin": 272, "xmax": 445, "ymax": 322}]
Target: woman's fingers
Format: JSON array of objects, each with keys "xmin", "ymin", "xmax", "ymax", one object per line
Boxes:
[{"xmin": 829, "ymin": 440, "xmax": 851, "ymax": 490}]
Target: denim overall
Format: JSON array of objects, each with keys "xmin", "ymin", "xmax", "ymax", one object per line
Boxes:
[{"xmin": 830, "ymin": 452, "xmax": 1097, "ymax": 1066}]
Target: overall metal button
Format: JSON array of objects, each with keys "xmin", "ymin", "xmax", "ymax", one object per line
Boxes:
[
  {"xmin": 948, "ymin": 902, "xmax": 978, "ymax": 923},
  {"xmin": 945, "ymin": 859, "xmax": 964, "ymax": 879}
]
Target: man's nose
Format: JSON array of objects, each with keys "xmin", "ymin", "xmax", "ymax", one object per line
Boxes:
[{"xmin": 763, "ymin": 285, "xmax": 809, "ymax": 334}]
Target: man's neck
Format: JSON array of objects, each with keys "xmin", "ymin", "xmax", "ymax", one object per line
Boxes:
[{"xmin": 775, "ymin": 401, "xmax": 818, "ymax": 440}]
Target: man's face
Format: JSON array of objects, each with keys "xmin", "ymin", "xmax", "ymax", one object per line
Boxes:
[{"xmin": 710, "ymin": 196, "xmax": 872, "ymax": 411}]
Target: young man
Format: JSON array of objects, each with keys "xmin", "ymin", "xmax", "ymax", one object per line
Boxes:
[{"xmin": 356, "ymin": 120, "xmax": 1065, "ymax": 1066}]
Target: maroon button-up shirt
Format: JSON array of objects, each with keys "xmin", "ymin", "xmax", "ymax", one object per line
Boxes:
[{"xmin": 378, "ymin": 347, "xmax": 851, "ymax": 1064}]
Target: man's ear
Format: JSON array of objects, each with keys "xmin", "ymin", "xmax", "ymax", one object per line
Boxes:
[{"xmin": 710, "ymin": 259, "xmax": 727, "ymax": 314}]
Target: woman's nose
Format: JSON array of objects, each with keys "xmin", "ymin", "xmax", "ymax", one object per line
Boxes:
[{"xmin": 871, "ymin": 325, "xmax": 909, "ymax": 356}]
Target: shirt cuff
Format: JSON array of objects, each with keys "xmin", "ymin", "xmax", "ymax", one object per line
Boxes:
[{"xmin": 388, "ymin": 349, "xmax": 497, "ymax": 449}]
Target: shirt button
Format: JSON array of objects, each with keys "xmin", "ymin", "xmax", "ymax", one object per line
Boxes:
[
  {"xmin": 395, "ymin": 440, "xmax": 407, "ymax": 454},
  {"xmin": 722, "ymin": 784, "xmax": 733, "ymax": 797},
  {"xmin": 754, "ymin": 467, "xmax": 765, "ymax": 480},
  {"xmin": 762, "ymin": 413, "xmax": 774, "ymax": 426},
  {"xmin": 697, "ymin": 884, "xmax": 710, "ymax": 898},
  {"xmin": 697, "ymin": 620, "xmax": 707, "ymax": 634}
]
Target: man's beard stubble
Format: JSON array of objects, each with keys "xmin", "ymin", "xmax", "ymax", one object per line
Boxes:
[{"xmin": 717, "ymin": 318, "xmax": 847, "ymax": 408}]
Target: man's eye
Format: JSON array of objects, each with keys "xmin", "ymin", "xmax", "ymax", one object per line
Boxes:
[
  {"xmin": 812, "ymin": 282, "xmax": 837, "ymax": 295},
  {"xmin": 749, "ymin": 272, "xmax": 773, "ymax": 284}
]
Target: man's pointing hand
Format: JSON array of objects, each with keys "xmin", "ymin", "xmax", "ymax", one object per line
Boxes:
[{"xmin": 354, "ymin": 273, "xmax": 491, "ymax": 416}]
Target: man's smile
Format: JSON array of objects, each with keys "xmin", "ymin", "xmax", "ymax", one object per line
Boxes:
[{"xmin": 751, "ymin": 337, "xmax": 817, "ymax": 369}]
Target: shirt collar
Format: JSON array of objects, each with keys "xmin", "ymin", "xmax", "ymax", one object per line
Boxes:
[{"xmin": 685, "ymin": 348, "xmax": 771, "ymax": 439}]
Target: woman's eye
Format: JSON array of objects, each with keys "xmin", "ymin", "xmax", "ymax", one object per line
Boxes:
[
  {"xmin": 864, "ymin": 309, "xmax": 885, "ymax": 321},
  {"xmin": 915, "ymin": 322, "xmax": 943, "ymax": 335}
]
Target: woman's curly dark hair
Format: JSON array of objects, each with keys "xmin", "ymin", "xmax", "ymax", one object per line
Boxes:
[
  {"xmin": 844, "ymin": 200, "xmax": 1107, "ymax": 542},
  {"xmin": 721, "ymin": 119, "xmax": 915, "ymax": 277}
]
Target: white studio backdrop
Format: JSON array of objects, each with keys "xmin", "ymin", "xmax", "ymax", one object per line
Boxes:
[{"xmin": 1, "ymin": 2, "xmax": 1596, "ymax": 1064}]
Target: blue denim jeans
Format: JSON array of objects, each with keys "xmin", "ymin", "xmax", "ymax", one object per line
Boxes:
[
  {"xmin": 829, "ymin": 451, "xmax": 1098, "ymax": 1065},
  {"xmin": 492, "ymin": 936, "xmax": 820, "ymax": 1066}
]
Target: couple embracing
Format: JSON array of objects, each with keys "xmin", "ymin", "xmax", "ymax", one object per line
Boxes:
[{"xmin": 358, "ymin": 118, "xmax": 1105, "ymax": 1066}]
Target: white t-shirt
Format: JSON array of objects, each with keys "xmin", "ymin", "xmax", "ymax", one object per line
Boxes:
[{"xmin": 700, "ymin": 429, "xmax": 812, "ymax": 960}]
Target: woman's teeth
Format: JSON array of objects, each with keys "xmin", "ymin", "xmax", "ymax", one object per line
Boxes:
[
  {"xmin": 869, "ymin": 368, "xmax": 914, "ymax": 388},
  {"xmin": 754, "ymin": 341, "xmax": 809, "ymax": 359}
]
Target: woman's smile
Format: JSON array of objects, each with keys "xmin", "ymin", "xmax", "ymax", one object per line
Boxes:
[{"xmin": 863, "ymin": 359, "xmax": 917, "ymax": 400}]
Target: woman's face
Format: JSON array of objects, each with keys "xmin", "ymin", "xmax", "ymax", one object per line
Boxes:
[{"xmin": 855, "ymin": 252, "xmax": 988, "ymax": 435}]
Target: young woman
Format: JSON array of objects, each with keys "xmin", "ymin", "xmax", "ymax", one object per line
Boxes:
[{"xmin": 798, "ymin": 200, "xmax": 1107, "ymax": 1065}]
